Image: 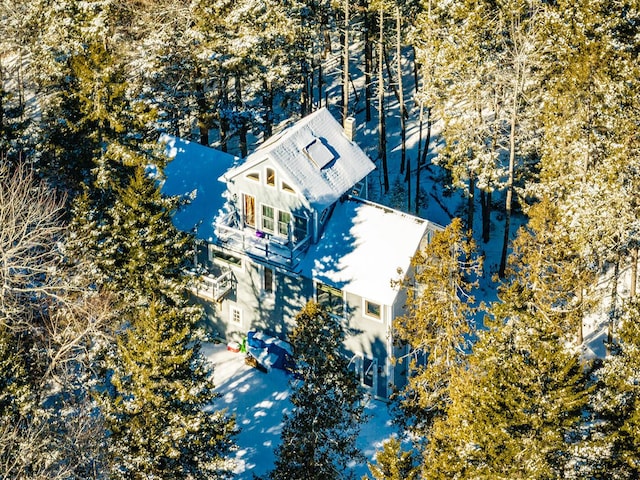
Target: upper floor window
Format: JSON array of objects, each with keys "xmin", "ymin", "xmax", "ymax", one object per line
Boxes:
[
  {"xmin": 246, "ymin": 172, "xmax": 260, "ymax": 182},
  {"xmin": 262, "ymin": 204, "xmax": 275, "ymax": 232},
  {"xmin": 317, "ymin": 282, "xmax": 344, "ymax": 318},
  {"xmin": 282, "ymin": 181, "xmax": 296, "ymax": 194},
  {"xmin": 266, "ymin": 167, "xmax": 275, "ymax": 187},
  {"xmin": 293, "ymin": 215, "xmax": 308, "ymax": 242},
  {"xmin": 278, "ymin": 211, "xmax": 291, "ymax": 237}
]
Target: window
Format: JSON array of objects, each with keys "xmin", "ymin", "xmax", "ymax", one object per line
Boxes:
[
  {"xmin": 244, "ymin": 194, "xmax": 255, "ymax": 227},
  {"xmin": 278, "ymin": 211, "xmax": 291, "ymax": 237},
  {"xmin": 230, "ymin": 306, "xmax": 242, "ymax": 325},
  {"xmin": 263, "ymin": 266, "xmax": 274, "ymax": 294},
  {"xmin": 282, "ymin": 181, "xmax": 296, "ymax": 194},
  {"xmin": 317, "ymin": 283, "xmax": 344, "ymax": 317},
  {"xmin": 365, "ymin": 300, "xmax": 382, "ymax": 320},
  {"xmin": 246, "ymin": 172, "xmax": 260, "ymax": 182},
  {"xmin": 266, "ymin": 167, "xmax": 275, "ymax": 186},
  {"xmin": 293, "ymin": 215, "xmax": 307, "ymax": 242},
  {"xmin": 261, "ymin": 205, "xmax": 274, "ymax": 232},
  {"xmin": 208, "ymin": 246, "xmax": 242, "ymax": 267},
  {"xmin": 304, "ymin": 138, "xmax": 335, "ymax": 169}
]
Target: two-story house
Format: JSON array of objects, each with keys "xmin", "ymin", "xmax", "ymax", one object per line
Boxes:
[{"xmin": 161, "ymin": 108, "xmax": 442, "ymax": 399}]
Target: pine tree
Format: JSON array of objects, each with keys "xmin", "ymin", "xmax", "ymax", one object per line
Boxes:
[
  {"xmin": 393, "ymin": 217, "xmax": 482, "ymax": 436},
  {"xmin": 102, "ymin": 300, "xmax": 236, "ymax": 479},
  {"xmin": 421, "ymin": 300, "xmax": 592, "ymax": 479},
  {"xmin": 72, "ymin": 164, "xmax": 193, "ymax": 310},
  {"xmin": 593, "ymin": 300, "xmax": 640, "ymax": 479},
  {"xmin": 365, "ymin": 437, "xmax": 419, "ymax": 480},
  {"xmin": 269, "ymin": 302, "xmax": 366, "ymax": 480}
]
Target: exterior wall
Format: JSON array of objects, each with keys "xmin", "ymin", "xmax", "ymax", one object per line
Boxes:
[
  {"xmin": 194, "ymin": 244, "xmax": 395, "ymax": 399},
  {"xmin": 225, "ymin": 159, "xmax": 314, "ymax": 242},
  {"xmin": 343, "ymin": 291, "xmax": 390, "ymax": 398}
]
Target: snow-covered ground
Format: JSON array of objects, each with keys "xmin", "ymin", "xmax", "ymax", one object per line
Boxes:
[{"xmin": 201, "ymin": 342, "xmax": 396, "ymax": 479}]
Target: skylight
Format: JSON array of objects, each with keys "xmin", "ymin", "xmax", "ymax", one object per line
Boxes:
[{"xmin": 304, "ymin": 138, "xmax": 335, "ymax": 169}]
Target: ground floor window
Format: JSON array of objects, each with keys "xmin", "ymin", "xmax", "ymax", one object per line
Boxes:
[
  {"xmin": 230, "ymin": 306, "xmax": 242, "ymax": 326},
  {"xmin": 316, "ymin": 282, "xmax": 344, "ymax": 317},
  {"xmin": 263, "ymin": 266, "xmax": 274, "ymax": 294}
]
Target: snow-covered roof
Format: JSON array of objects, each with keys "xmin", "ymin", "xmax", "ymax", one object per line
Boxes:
[
  {"xmin": 222, "ymin": 108, "xmax": 375, "ymax": 210},
  {"xmin": 160, "ymin": 134, "xmax": 238, "ymax": 241},
  {"xmin": 299, "ymin": 197, "xmax": 432, "ymax": 306}
]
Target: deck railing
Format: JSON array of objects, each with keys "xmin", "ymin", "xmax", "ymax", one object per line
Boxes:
[
  {"xmin": 214, "ymin": 221, "xmax": 311, "ymax": 268},
  {"xmin": 190, "ymin": 270, "xmax": 234, "ymax": 301}
]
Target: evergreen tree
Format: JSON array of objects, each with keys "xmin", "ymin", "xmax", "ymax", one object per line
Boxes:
[
  {"xmin": 393, "ymin": 217, "xmax": 482, "ymax": 436},
  {"xmin": 365, "ymin": 437, "xmax": 419, "ymax": 480},
  {"xmin": 101, "ymin": 300, "xmax": 236, "ymax": 479},
  {"xmin": 593, "ymin": 300, "xmax": 640, "ymax": 479},
  {"xmin": 421, "ymin": 300, "xmax": 592, "ymax": 479},
  {"xmin": 269, "ymin": 302, "xmax": 366, "ymax": 480},
  {"xmin": 71, "ymin": 164, "xmax": 194, "ymax": 309}
]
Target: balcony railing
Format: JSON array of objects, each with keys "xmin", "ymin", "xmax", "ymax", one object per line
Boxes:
[
  {"xmin": 190, "ymin": 270, "xmax": 234, "ymax": 301},
  {"xmin": 214, "ymin": 219, "xmax": 311, "ymax": 269}
]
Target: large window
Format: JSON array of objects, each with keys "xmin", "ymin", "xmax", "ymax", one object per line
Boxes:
[
  {"xmin": 262, "ymin": 204, "xmax": 275, "ymax": 232},
  {"xmin": 317, "ymin": 282, "xmax": 344, "ymax": 317},
  {"xmin": 243, "ymin": 194, "xmax": 255, "ymax": 227},
  {"xmin": 278, "ymin": 211, "xmax": 291, "ymax": 237}
]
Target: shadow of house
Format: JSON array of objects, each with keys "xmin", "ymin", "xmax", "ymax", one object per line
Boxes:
[{"xmin": 161, "ymin": 108, "xmax": 443, "ymax": 399}]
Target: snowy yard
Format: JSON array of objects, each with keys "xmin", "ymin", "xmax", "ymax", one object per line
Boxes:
[{"xmin": 202, "ymin": 342, "xmax": 396, "ymax": 479}]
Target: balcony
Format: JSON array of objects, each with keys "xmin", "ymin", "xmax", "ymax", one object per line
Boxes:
[
  {"xmin": 190, "ymin": 269, "xmax": 234, "ymax": 301},
  {"xmin": 213, "ymin": 213, "xmax": 311, "ymax": 269}
]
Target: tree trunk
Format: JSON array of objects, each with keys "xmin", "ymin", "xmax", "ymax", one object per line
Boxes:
[
  {"xmin": 378, "ymin": 7, "xmax": 389, "ymax": 193},
  {"xmin": 317, "ymin": 60, "xmax": 323, "ymax": 109},
  {"xmin": 631, "ymin": 247, "xmax": 638, "ymax": 299},
  {"xmin": 481, "ymin": 189, "xmax": 492, "ymax": 243},
  {"xmin": 342, "ymin": 0, "xmax": 350, "ymax": 122},
  {"xmin": 499, "ymin": 79, "xmax": 519, "ymax": 278},
  {"xmin": 383, "ymin": 46, "xmax": 408, "ymax": 120},
  {"xmin": 196, "ymin": 91, "xmax": 209, "ymax": 146},
  {"xmin": 467, "ymin": 171, "xmax": 475, "ymax": 233},
  {"xmin": 411, "ymin": 45, "xmax": 419, "ymax": 94},
  {"xmin": 396, "ymin": 6, "xmax": 406, "ymax": 175},
  {"xmin": 0, "ymin": 58, "xmax": 4, "ymax": 137},
  {"xmin": 262, "ymin": 79, "xmax": 273, "ymax": 138},
  {"xmin": 235, "ymin": 74, "xmax": 247, "ymax": 157},
  {"xmin": 364, "ymin": 6, "xmax": 373, "ymax": 123},
  {"xmin": 416, "ymin": 102, "xmax": 424, "ymax": 215},
  {"xmin": 607, "ymin": 256, "xmax": 621, "ymax": 352},
  {"xmin": 217, "ymin": 75, "xmax": 229, "ymax": 152},
  {"xmin": 578, "ymin": 288, "xmax": 584, "ymax": 345},
  {"xmin": 406, "ymin": 157, "xmax": 411, "ymax": 212}
]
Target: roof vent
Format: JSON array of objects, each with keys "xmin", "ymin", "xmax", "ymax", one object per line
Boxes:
[
  {"xmin": 304, "ymin": 138, "xmax": 335, "ymax": 169},
  {"xmin": 343, "ymin": 116, "xmax": 355, "ymax": 142}
]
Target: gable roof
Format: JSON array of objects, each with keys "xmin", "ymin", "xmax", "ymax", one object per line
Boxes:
[
  {"xmin": 299, "ymin": 197, "xmax": 436, "ymax": 306},
  {"xmin": 222, "ymin": 108, "xmax": 375, "ymax": 210},
  {"xmin": 159, "ymin": 134, "xmax": 238, "ymax": 241}
]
